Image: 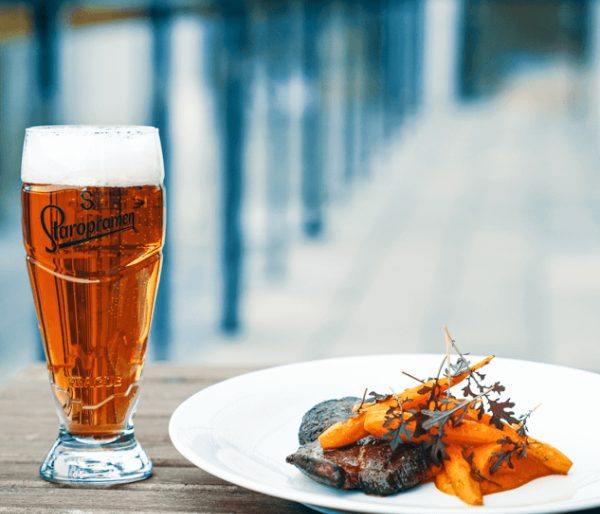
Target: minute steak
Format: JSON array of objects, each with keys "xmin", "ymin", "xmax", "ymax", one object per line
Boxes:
[{"xmin": 287, "ymin": 397, "xmax": 431, "ymax": 496}]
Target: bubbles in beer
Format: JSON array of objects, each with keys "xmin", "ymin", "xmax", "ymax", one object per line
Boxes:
[{"xmin": 21, "ymin": 126, "xmax": 164, "ymax": 187}]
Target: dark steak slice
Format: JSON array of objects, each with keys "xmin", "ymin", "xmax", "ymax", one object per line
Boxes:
[
  {"xmin": 286, "ymin": 437, "xmax": 430, "ymax": 496},
  {"xmin": 289, "ymin": 397, "xmax": 431, "ymax": 496},
  {"xmin": 298, "ymin": 397, "xmax": 361, "ymax": 445}
]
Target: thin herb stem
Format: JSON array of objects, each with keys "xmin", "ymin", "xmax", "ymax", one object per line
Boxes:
[
  {"xmin": 357, "ymin": 388, "xmax": 368, "ymax": 412},
  {"xmin": 445, "ymin": 329, "xmax": 489, "ymax": 390},
  {"xmin": 444, "ymin": 326, "xmax": 452, "ymax": 400},
  {"xmin": 390, "ymin": 386, "xmax": 403, "ymax": 415},
  {"xmin": 402, "ymin": 371, "xmax": 425, "ymax": 384}
]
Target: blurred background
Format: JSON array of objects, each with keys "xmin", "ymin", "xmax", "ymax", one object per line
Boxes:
[{"xmin": 1, "ymin": 0, "xmax": 600, "ymax": 387}]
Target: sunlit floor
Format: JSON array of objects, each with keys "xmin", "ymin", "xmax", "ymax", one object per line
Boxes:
[{"xmin": 195, "ymin": 69, "xmax": 600, "ymax": 373}]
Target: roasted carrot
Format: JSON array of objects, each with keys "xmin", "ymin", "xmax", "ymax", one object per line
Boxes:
[
  {"xmin": 481, "ymin": 456, "xmax": 553, "ymax": 495},
  {"xmin": 464, "ymin": 406, "xmax": 572, "ymax": 476},
  {"xmin": 363, "ymin": 408, "xmax": 436, "ymax": 441},
  {"xmin": 480, "ymin": 459, "xmax": 553, "ymax": 496},
  {"xmin": 445, "ymin": 445, "xmax": 483, "ymax": 506},
  {"xmin": 463, "ymin": 410, "xmax": 573, "ymax": 475},
  {"xmin": 364, "ymin": 408, "xmax": 403, "ymax": 438},
  {"xmin": 435, "ymin": 471, "xmax": 456, "ymax": 496},
  {"xmin": 442, "ymin": 420, "xmax": 508, "ymax": 446},
  {"xmin": 318, "ymin": 413, "xmax": 370, "ymax": 449},
  {"xmin": 521, "ymin": 437, "xmax": 572, "ymax": 475},
  {"xmin": 469, "ymin": 443, "xmax": 502, "ymax": 475},
  {"xmin": 468, "ymin": 442, "xmax": 555, "ymax": 495}
]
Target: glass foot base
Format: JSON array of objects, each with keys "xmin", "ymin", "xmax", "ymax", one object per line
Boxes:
[{"xmin": 40, "ymin": 428, "xmax": 153, "ymax": 485}]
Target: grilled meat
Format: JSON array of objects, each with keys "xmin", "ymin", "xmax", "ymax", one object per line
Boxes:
[
  {"xmin": 287, "ymin": 398, "xmax": 431, "ymax": 496},
  {"xmin": 287, "ymin": 437, "xmax": 430, "ymax": 495}
]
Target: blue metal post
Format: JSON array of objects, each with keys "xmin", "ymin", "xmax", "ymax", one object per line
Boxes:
[
  {"xmin": 353, "ymin": 1, "xmax": 369, "ymax": 177},
  {"xmin": 402, "ymin": 0, "xmax": 420, "ymax": 116},
  {"xmin": 149, "ymin": 3, "xmax": 172, "ymax": 359},
  {"xmin": 413, "ymin": 0, "xmax": 425, "ymax": 111},
  {"xmin": 34, "ymin": 0, "xmax": 60, "ymax": 125},
  {"xmin": 344, "ymin": 0, "xmax": 359, "ymax": 183},
  {"xmin": 459, "ymin": 0, "xmax": 478, "ymax": 99},
  {"xmin": 33, "ymin": 0, "xmax": 60, "ymax": 361},
  {"xmin": 301, "ymin": 0, "xmax": 324, "ymax": 237},
  {"xmin": 382, "ymin": 0, "xmax": 405, "ymax": 138},
  {"xmin": 379, "ymin": 0, "xmax": 391, "ymax": 140},
  {"xmin": 219, "ymin": 0, "xmax": 247, "ymax": 333},
  {"xmin": 361, "ymin": 0, "xmax": 383, "ymax": 170}
]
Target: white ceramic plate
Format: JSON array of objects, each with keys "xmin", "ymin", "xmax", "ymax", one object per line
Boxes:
[{"xmin": 169, "ymin": 354, "xmax": 600, "ymax": 514}]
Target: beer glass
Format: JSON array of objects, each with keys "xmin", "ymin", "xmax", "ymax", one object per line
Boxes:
[{"xmin": 21, "ymin": 126, "xmax": 165, "ymax": 484}]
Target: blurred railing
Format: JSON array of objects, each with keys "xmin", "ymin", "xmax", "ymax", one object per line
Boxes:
[
  {"xmin": 0, "ymin": 0, "xmax": 595, "ymax": 382},
  {"xmin": 0, "ymin": 0, "xmax": 426, "ymax": 360}
]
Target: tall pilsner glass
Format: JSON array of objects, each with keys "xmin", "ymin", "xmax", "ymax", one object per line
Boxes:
[{"xmin": 21, "ymin": 126, "xmax": 165, "ymax": 484}]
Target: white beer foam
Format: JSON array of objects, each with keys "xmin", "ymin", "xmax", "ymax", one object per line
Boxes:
[{"xmin": 22, "ymin": 126, "xmax": 164, "ymax": 187}]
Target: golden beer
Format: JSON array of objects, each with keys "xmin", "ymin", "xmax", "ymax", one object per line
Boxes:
[
  {"xmin": 22, "ymin": 184, "xmax": 164, "ymax": 436},
  {"xmin": 21, "ymin": 125, "xmax": 164, "ymax": 484}
]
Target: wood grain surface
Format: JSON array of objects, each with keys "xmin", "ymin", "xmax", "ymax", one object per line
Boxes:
[
  {"xmin": 2, "ymin": 364, "xmax": 599, "ymax": 514},
  {"xmin": 0, "ymin": 364, "xmax": 314, "ymax": 513}
]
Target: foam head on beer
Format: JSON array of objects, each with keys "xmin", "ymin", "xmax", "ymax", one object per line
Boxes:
[{"xmin": 21, "ymin": 126, "xmax": 164, "ymax": 187}]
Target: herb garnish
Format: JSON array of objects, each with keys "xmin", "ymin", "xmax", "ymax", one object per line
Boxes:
[
  {"xmin": 367, "ymin": 327, "xmax": 537, "ymax": 469},
  {"xmin": 464, "ymin": 450, "xmax": 500, "ymax": 486},
  {"xmin": 489, "ymin": 436, "xmax": 531, "ymax": 474}
]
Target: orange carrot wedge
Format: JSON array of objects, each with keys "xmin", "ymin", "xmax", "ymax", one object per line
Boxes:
[
  {"xmin": 463, "ymin": 412, "xmax": 572, "ymax": 475},
  {"xmin": 522, "ymin": 437, "xmax": 572, "ymax": 475},
  {"xmin": 435, "ymin": 471, "xmax": 456, "ymax": 496},
  {"xmin": 445, "ymin": 445, "xmax": 484, "ymax": 506},
  {"xmin": 468, "ymin": 442, "xmax": 555, "ymax": 496},
  {"xmin": 442, "ymin": 420, "xmax": 508, "ymax": 446},
  {"xmin": 470, "ymin": 443, "xmax": 502, "ymax": 476},
  {"xmin": 363, "ymin": 408, "xmax": 436, "ymax": 442},
  {"xmin": 318, "ymin": 413, "xmax": 370, "ymax": 449},
  {"xmin": 364, "ymin": 408, "xmax": 402, "ymax": 438}
]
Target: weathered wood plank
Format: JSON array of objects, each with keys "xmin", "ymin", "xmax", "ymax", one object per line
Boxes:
[
  {"xmin": 0, "ymin": 487, "xmax": 315, "ymax": 513},
  {"xmin": 0, "ymin": 461, "xmax": 315, "ymax": 513},
  {"xmin": 0, "ymin": 364, "xmax": 260, "ymax": 467},
  {"xmin": 0, "ymin": 364, "xmax": 319, "ymax": 513},
  {"xmin": 1, "ymin": 462, "xmax": 241, "ymax": 486}
]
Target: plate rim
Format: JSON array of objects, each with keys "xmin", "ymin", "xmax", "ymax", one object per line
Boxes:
[{"xmin": 168, "ymin": 353, "xmax": 600, "ymax": 514}]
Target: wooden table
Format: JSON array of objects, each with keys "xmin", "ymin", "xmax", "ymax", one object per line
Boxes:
[
  {"xmin": 1, "ymin": 364, "xmax": 598, "ymax": 514},
  {"xmin": 0, "ymin": 364, "xmax": 314, "ymax": 513}
]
